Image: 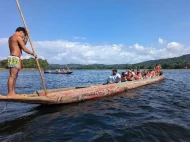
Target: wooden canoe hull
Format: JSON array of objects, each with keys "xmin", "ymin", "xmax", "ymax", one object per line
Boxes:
[{"xmin": 0, "ymin": 76, "xmax": 164, "ymax": 105}]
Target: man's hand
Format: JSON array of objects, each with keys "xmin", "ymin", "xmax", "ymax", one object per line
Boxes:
[{"xmin": 33, "ymin": 53, "xmax": 37, "ymax": 58}]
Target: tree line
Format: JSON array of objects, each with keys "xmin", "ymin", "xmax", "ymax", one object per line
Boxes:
[
  {"xmin": 50, "ymin": 54, "xmax": 190, "ymax": 69},
  {"xmin": 50, "ymin": 62, "xmax": 189, "ymax": 70},
  {"xmin": 1, "ymin": 54, "xmax": 190, "ymax": 70}
]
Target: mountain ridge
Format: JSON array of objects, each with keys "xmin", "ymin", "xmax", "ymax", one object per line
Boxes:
[{"xmin": 49, "ymin": 54, "xmax": 190, "ymax": 69}]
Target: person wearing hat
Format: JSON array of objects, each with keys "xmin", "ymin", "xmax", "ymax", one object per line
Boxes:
[
  {"xmin": 107, "ymin": 69, "xmax": 121, "ymax": 84},
  {"xmin": 121, "ymin": 72, "xmax": 127, "ymax": 82},
  {"xmin": 126, "ymin": 69, "xmax": 134, "ymax": 81}
]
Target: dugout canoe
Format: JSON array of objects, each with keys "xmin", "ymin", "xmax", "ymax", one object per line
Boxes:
[
  {"xmin": 44, "ymin": 71, "xmax": 73, "ymax": 74},
  {"xmin": 0, "ymin": 76, "xmax": 164, "ymax": 105}
]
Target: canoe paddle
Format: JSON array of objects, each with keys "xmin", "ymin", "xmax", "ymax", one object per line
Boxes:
[{"xmin": 15, "ymin": 0, "xmax": 48, "ymax": 96}]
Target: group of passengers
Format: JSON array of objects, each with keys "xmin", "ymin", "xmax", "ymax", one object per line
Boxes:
[
  {"xmin": 107, "ymin": 64, "xmax": 162, "ymax": 84},
  {"xmin": 56, "ymin": 69, "xmax": 70, "ymax": 73}
]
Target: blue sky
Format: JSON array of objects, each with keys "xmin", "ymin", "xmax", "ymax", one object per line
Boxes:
[{"xmin": 0, "ymin": 0, "xmax": 190, "ymax": 64}]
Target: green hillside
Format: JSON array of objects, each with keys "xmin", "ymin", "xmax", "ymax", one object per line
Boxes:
[
  {"xmin": 50, "ymin": 54, "xmax": 190, "ymax": 69},
  {"xmin": 130, "ymin": 54, "xmax": 190, "ymax": 69}
]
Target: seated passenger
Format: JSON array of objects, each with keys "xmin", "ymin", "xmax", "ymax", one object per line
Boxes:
[
  {"xmin": 150, "ymin": 69, "xmax": 156, "ymax": 77},
  {"xmin": 125, "ymin": 69, "xmax": 130, "ymax": 76},
  {"xmin": 146, "ymin": 70, "xmax": 152, "ymax": 78},
  {"xmin": 121, "ymin": 72, "xmax": 127, "ymax": 82},
  {"xmin": 107, "ymin": 69, "xmax": 121, "ymax": 84},
  {"xmin": 134, "ymin": 70, "xmax": 143, "ymax": 80},
  {"xmin": 126, "ymin": 70, "xmax": 134, "ymax": 81},
  {"xmin": 141, "ymin": 71, "xmax": 146, "ymax": 79},
  {"xmin": 131, "ymin": 69, "xmax": 136, "ymax": 77}
]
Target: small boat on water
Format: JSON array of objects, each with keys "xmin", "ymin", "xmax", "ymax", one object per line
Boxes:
[
  {"xmin": 44, "ymin": 71, "xmax": 73, "ymax": 74},
  {"xmin": 0, "ymin": 76, "xmax": 164, "ymax": 105},
  {"xmin": 44, "ymin": 65, "xmax": 73, "ymax": 74}
]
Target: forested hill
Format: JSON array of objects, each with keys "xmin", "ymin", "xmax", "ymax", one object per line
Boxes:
[
  {"xmin": 50, "ymin": 63, "xmax": 129, "ymax": 70},
  {"xmin": 0, "ymin": 58, "xmax": 49, "ymax": 69},
  {"xmin": 50, "ymin": 54, "xmax": 190, "ymax": 69},
  {"xmin": 130, "ymin": 54, "xmax": 190, "ymax": 69}
]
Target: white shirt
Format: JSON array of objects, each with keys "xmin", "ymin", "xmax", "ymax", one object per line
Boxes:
[{"xmin": 107, "ymin": 73, "xmax": 121, "ymax": 83}]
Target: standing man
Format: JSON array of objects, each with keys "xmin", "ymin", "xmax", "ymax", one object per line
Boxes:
[
  {"xmin": 7, "ymin": 27, "xmax": 37, "ymax": 96},
  {"xmin": 155, "ymin": 64, "xmax": 163, "ymax": 76}
]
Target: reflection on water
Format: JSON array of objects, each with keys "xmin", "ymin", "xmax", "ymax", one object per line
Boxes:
[{"xmin": 0, "ymin": 69, "xmax": 190, "ymax": 142}]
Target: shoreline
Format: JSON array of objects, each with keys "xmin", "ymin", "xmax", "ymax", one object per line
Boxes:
[{"xmin": 0, "ymin": 68, "xmax": 189, "ymax": 71}]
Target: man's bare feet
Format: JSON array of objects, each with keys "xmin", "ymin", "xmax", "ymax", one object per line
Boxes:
[{"xmin": 7, "ymin": 93, "xmax": 17, "ymax": 97}]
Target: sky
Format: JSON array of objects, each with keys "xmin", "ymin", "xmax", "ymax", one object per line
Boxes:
[{"xmin": 0, "ymin": 0, "xmax": 190, "ymax": 64}]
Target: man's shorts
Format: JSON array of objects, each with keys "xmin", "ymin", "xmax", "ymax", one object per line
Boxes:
[{"xmin": 7, "ymin": 56, "xmax": 22, "ymax": 70}]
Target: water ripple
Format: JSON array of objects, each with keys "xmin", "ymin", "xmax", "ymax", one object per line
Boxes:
[{"xmin": 0, "ymin": 70, "xmax": 190, "ymax": 141}]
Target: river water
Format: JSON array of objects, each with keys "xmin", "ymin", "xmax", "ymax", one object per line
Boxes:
[{"xmin": 0, "ymin": 70, "xmax": 189, "ymax": 142}]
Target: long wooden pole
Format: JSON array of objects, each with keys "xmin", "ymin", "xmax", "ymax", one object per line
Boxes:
[{"xmin": 15, "ymin": 0, "xmax": 48, "ymax": 96}]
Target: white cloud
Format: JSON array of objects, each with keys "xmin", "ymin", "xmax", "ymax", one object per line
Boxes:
[
  {"xmin": 0, "ymin": 38, "xmax": 8, "ymax": 45},
  {"xmin": 166, "ymin": 42, "xmax": 186, "ymax": 57},
  {"xmin": 167, "ymin": 42, "xmax": 184, "ymax": 52},
  {"xmin": 158, "ymin": 37, "xmax": 166, "ymax": 44},
  {"xmin": 130, "ymin": 44, "xmax": 144, "ymax": 51},
  {"xmin": 73, "ymin": 36, "xmax": 86, "ymax": 40},
  {"xmin": 0, "ymin": 38, "xmax": 190, "ymax": 64}
]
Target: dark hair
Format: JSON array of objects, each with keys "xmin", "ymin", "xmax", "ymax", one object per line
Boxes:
[
  {"xmin": 122, "ymin": 72, "xmax": 125, "ymax": 76},
  {"xmin": 112, "ymin": 69, "xmax": 117, "ymax": 72},
  {"xmin": 16, "ymin": 27, "xmax": 27, "ymax": 35}
]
